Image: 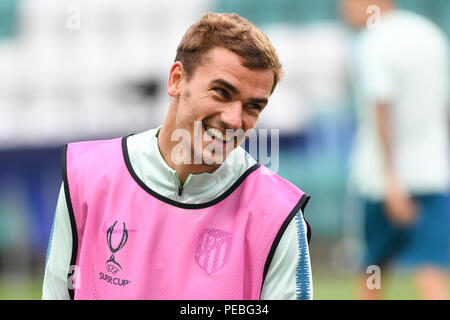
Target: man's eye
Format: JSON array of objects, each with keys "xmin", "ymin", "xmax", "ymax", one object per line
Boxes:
[
  {"xmin": 213, "ymin": 88, "xmax": 230, "ymax": 99},
  {"xmin": 246, "ymin": 103, "xmax": 261, "ymax": 111}
]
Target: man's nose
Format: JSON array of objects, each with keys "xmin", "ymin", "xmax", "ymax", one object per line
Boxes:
[{"xmin": 221, "ymin": 101, "xmax": 243, "ymax": 129}]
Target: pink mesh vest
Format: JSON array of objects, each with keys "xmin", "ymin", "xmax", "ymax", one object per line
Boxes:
[{"xmin": 63, "ymin": 136, "xmax": 309, "ymax": 300}]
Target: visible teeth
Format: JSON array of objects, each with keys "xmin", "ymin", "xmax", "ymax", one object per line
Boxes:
[{"xmin": 205, "ymin": 126, "xmax": 232, "ymax": 142}]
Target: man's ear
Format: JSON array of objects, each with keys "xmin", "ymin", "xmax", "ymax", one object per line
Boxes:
[{"xmin": 167, "ymin": 61, "xmax": 184, "ymax": 97}]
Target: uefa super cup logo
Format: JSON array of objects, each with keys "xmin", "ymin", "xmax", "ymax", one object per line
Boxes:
[{"xmin": 106, "ymin": 221, "xmax": 128, "ymax": 275}]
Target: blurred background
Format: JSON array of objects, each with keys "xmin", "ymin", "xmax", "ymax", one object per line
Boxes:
[{"xmin": 0, "ymin": 0, "xmax": 448, "ymax": 299}]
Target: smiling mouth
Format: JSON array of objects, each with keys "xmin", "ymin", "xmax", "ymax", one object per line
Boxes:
[{"xmin": 204, "ymin": 125, "xmax": 234, "ymax": 144}]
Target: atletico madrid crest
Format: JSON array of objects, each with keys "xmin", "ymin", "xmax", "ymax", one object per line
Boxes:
[{"xmin": 195, "ymin": 228, "xmax": 233, "ymax": 275}]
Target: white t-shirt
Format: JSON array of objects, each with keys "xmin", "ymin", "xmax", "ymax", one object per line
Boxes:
[{"xmin": 349, "ymin": 9, "xmax": 450, "ymax": 200}]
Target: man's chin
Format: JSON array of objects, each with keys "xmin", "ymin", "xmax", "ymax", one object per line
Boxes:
[
  {"xmin": 200, "ymin": 151, "xmax": 228, "ymax": 166},
  {"xmin": 195, "ymin": 140, "xmax": 238, "ymax": 164}
]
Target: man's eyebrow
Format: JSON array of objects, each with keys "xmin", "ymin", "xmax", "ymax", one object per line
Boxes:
[
  {"xmin": 211, "ymin": 79, "xmax": 240, "ymax": 95},
  {"xmin": 248, "ymin": 97, "xmax": 268, "ymax": 105},
  {"xmin": 211, "ymin": 78, "xmax": 268, "ymax": 105}
]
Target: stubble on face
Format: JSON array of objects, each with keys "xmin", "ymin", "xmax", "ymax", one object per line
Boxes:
[{"xmin": 174, "ymin": 87, "xmax": 215, "ymax": 167}]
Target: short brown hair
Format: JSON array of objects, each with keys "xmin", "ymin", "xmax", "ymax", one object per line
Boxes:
[{"xmin": 175, "ymin": 12, "xmax": 283, "ymax": 93}]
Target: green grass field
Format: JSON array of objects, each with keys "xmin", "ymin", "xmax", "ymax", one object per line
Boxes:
[
  {"xmin": 2, "ymin": 271, "xmax": 447, "ymax": 300},
  {"xmin": 0, "ymin": 278, "xmax": 43, "ymax": 300},
  {"xmin": 313, "ymin": 271, "xmax": 419, "ymax": 299}
]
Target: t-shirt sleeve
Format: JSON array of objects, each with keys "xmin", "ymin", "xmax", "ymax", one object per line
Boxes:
[
  {"xmin": 260, "ymin": 210, "xmax": 313, "ymax": 300},
  {"xmin": 42, "ymin": 183, "xmax": 72, "ymax": 300},
  {"xmin": 359, "ymin": 32, "xmax": 397, "ymax": 104}
]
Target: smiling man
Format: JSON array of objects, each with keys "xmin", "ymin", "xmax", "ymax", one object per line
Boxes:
[
  {"xmin": 42, "ymin": 13, "xmax": 312, "ymax": 300},
  {"xmin": 160, "ymin": 45, "xmax": 274, "ymax": 181}
]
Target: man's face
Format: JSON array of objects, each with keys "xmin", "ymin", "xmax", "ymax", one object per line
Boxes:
[{"xmin": 168, "ymin": 47, "xmax": 274, "ymax": 168}]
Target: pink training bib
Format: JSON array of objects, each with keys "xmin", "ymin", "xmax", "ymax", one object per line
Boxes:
[{"xmin": 63, "ymin": 136, "xmax": 309, "ymax": 300}]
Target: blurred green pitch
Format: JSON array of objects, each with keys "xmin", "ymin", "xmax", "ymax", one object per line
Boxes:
[{"xmin": 2, "ymin": 271, "xmax": 449, "ymax": 300}]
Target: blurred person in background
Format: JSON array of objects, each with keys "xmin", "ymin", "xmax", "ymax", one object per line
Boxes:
[
  {"xmin": 340, "ymin": 0, "xmax": 449, "ymax": 299},
  {"xmin": 42, "ymin": 12, "xmax": 312, "ymax": 300}
]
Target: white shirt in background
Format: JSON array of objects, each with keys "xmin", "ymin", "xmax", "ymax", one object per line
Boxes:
[{"xmin": 349, "ymin": 9, "xmax": 450, "ymax": 200}]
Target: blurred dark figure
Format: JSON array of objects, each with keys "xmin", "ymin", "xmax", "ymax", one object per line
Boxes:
[{"xmin": 340, "ymin": 0, "xmax": 449, "ymax": 299}]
